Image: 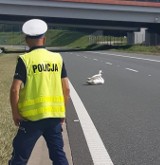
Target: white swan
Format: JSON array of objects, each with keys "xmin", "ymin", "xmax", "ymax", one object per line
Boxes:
[
  {"xmin": 0, "ymin": 48, "xmax": 3, "ymax": 53},
  {"xmin": 87, "ymin": 70, "xmax": 105, "ymax": 85}
]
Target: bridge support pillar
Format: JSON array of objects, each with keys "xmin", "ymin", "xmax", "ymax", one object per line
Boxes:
[
  {"xmin": 127, "ymin": 28, "xmax": 146, "ymax": 45},
  {"xmin": 145, "ymin": 30, "xmax": 160, "ymax": 46}
]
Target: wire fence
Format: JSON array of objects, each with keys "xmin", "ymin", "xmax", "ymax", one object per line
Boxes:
[{"xmin": 0, "ymin": 23, "xmax": 23, "ymax": 46}]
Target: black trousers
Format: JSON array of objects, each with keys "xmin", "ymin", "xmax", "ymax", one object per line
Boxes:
[{"xmin": 8, "ymin": 118, "xmax": 69, "ymax": 165}]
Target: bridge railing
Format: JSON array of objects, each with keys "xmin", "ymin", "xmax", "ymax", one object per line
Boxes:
[
  {"xmin": 119, "ymin": 0, "xmax": 160, "ymax": 2},
  {"xmin": 50, "ymin": 0, "xmax": 160, "ymax": 7},
  {"xmin": 117, "ymin": 0, "xmax": 160, "ymax": 2}
]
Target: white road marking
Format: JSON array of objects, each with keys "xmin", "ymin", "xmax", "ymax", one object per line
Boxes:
[
  {"xmin": 74, "ymin": 119, "xmax": 80, "ymax": 122},
  {"xmin": 90, "ymin": 51, "xmax": 160, "ymax": 63},
  {"xmin": 125, "ymin": 68, "xmax": 139, "ymax": 72},
  {"xmin": 106, "ymin": 62, "xmax": 112, "ymax": 65},
  {"xmin": 69, "ymin": 81, "xmax": 114, "ymax": 165},
  {"xmin": 84, "ymin": 56, "xmax": 88, "ymax": 58},
  {"xmin": 93, "ymin": 59, "xmax": 98, "ymax": 61}
]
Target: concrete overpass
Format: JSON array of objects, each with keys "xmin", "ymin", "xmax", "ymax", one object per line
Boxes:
[{"xmin": 0, "ymin": 0, "xmax": 160, "ymax": 45}]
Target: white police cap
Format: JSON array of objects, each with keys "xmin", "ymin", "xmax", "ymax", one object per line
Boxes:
[{"xmin": 22, "ymin": 19, "xmax": 48, "ymax": 37}]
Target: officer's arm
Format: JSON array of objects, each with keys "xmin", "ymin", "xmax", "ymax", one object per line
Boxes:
[
  {"xmin": 62, "ymin": 77, "xmax": 70, "ymax": 106},
  {"xmin": 10, "ymin": 79, "xmax": 23, "ymax": 126}
]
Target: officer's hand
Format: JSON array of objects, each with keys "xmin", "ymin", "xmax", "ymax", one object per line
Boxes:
[
  {"xmin": 61, "ymin": 118, "xmax": 65, "ymax": 125},
  {"xmin": 12, "ymin": 112, "xmax": 23, "ymax": 126}
]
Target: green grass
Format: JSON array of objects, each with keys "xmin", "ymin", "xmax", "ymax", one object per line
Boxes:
[
  {"xmin": 0, "ymin": 29, "xmax": 160, "ymax": 55},
  {"xmin": 0, "ymin": 54, "xmax": 18, "ymax": 165},
  {"xmin": 46, "ymin": 29, "xmax": 88, "ymax": 48},
  {"xmin": 0, "ymin": 32, "xmax": 24, "ymax": 45},
  {"xmin": 0, "ymin": 29, "xmax": 89, "ymax": 48},
  {"xmin": 115, "ymin": 45, "xmax": 160, "ymax": 55}
]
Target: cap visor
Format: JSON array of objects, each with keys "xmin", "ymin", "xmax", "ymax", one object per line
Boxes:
[{"xmin": 26, "ymin": 34, "xmax": 45, "ymax": 39}]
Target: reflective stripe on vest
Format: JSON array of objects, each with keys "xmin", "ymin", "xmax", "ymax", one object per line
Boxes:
[
  {"xmin": 20, "ymin": 105, "xmax": 65, "ymax": 121},
  {"xmin": 18, "ymin": 49, "xmax": 65, "ymax": 121},
  {"xmin": 18, "ymin": 96, "xmax": 64, "ymax": 108}
]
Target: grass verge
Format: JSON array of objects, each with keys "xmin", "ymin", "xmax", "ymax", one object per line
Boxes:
[
  {"xmin": 0, "ymin": 29, "xmax": 160, "ymax": 55},
  {"xmin": 115, "ymin": 45, "xmax": 160, "ymax": 55},
  {"xmin": 0, "ymin": 54, "xmax": 18, "ymax": 165}
]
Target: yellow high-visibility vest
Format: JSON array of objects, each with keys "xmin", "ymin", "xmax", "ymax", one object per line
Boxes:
[{"xmin": 18, "ymin": 48, "xmax": 65, "ymax": 121}]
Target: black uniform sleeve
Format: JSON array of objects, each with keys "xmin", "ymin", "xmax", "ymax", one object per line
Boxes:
[
  {"xmin": 14, "ymin": 57, "xmax": 26, "ymax": 84},
  {"xmin": 61, "ymin": 62, "xmax": 67, "ymax": 78}
]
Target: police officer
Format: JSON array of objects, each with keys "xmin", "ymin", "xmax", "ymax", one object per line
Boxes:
[{"xmin": 9, "ymin": 19, "xmax": 70, "ymax": 165}]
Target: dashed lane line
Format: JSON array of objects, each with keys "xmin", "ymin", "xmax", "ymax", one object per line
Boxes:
[
  {"xmin": 125, "ymin": 68, "xmax": 139, "ymax": 72},
  {"xmin": 69, "ymin": 81, "xmax": 114, "ymax": 165},
  {"xmin": 73, "ymin": 53, "xmax": 143, "ymax": 75},
  {"xmin": 106, "ymin": 62, "xmax": 113, "ymax": 65}
]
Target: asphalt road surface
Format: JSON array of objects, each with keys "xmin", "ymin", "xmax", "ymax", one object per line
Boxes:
[{"xmin": 62, "ymin": 51, "xmax": 160, "ymax": 165}]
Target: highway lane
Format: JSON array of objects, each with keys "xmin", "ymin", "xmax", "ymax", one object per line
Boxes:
[{"xmin": 62, "ymin": 51, "xmax": 160, "ymax": 165}]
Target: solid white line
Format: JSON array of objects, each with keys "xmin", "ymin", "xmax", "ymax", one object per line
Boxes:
[
  {"xmin": 90, "ymin": 51, "xmax": 160, "ymax": 63},
  {"xmin": 69, "ymin": 81, "xmax": 114, "ymax": 165},
  {"xmin": 125, "ymin": 68, "xmax": 139, "ymax": 72}
]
